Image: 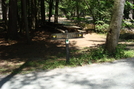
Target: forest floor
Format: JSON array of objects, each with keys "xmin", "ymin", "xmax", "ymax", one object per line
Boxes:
[
  {"xmin": 0, "ymin": 17, "xmax": 134, "ymax": 75},
  {"xmin": 0, "ymin": 30, "xmax": 106, "ymax": 75}
]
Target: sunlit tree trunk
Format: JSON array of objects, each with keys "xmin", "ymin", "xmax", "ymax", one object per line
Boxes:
[{"xmin": 105, "ymin": 0, "xmax": 125, "ymax": 54}]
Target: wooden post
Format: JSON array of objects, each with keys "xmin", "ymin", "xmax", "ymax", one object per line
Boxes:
[{"xmin": 65, "ymin": 30, "xmax": 70, "ymax": 64}]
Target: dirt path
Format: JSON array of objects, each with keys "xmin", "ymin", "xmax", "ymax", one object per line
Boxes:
[
  {"xmin": 69, "ymin": 33, "xmax": 106, "ymax": 48},
  {"xmin": 50, "ymin": 33, "xmax": 106, "ymax": 49}
]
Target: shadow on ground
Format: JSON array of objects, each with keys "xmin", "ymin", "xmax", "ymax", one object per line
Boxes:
[
  {"xmin": 0, "ymin": 30, "xmax": 80, "ymax": 87},
  {"xmin": 0, "ymin": 58, "xmax": 134, "ymax": 89}
]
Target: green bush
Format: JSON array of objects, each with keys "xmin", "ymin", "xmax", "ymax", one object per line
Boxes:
[
  {"xmin": 95, "ymin": 21, "xmax": 109, "ymax": 33},
  {"xmin": 114, "ymin": 44, "xmax": 126, "ymax": 59},
  {"xmin": 71, "ymin": 44, "xmax": 133, "ymax": 65},
  {"xmin": 122, "ymin": 19, "xmax": 134, "ymax": 29}
]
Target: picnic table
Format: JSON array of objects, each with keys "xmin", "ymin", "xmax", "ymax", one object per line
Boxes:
[{"xmin": 63, "ymin": 25, "xmax": 81, "ymax": 32}]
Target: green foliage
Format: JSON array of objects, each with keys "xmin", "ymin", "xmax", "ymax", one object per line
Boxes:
[
  {"xmin": 122, "ymin": 19, "xmax": 134, "ymax": 29},
  {"xmin": 124, "ymin": 50, "xmax": 134, "ymax": 58},
  {"xmin": 25, "ymin": 44, "xmax": 133, "ymax": 69},
  {"xmin": 89, "ymin": 46, "xmax": 106, "ymax": 60},
  {"xmin": 125, "ymin": 1, "xmax": 134, "ymax": 9},
  {"xmin": 87, "ymin": 0, "xmax": 113, "ymax": 22},
  {"xmin": 71, "ymin": 17, "xmax": 86, "ymax": 22},
  {"xmin": 71, "ymin": 44, "xmax": 134, "ymax": 65},
  {"xmin": 1, "ymin": 44, "xmax": 134, "ymax": 75},
  {"xmin": 95, "ymin": 21, "xmax": 109, "ymax": 33},
  {"xmin": 114, "ymin": 44, "xmax": 126, "ymax": 59}
]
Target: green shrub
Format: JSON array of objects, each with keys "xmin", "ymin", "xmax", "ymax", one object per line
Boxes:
[
  {"xmin": 95, "ymin": 21, "xmax": 109, "ymax": 33},
  {"xmin": 114, "ymin": 44, "xmax": 126, "ymax": 59},
  {"xmin": 122, "ymin": 19, "xmax": 134, "ymax": 29},
  {"xmin": 19, "ymin": 45, "xmax": 134, "ymax": 74},
  {"xmin": 70, "ymin": 44, "xmax": 134, "ymax": 65}
]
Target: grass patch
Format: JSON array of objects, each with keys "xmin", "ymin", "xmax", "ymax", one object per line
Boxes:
[
  {"xmin": 124, "ymin": 50, "xmax": 134, "ymax": 58},
  {"xmin": 71, "ymin": 44, "xmax": 134, "ymax": 65},
  {"xmin": 1, "ymin": 44, "xmax": 134, "ymax": 75}
]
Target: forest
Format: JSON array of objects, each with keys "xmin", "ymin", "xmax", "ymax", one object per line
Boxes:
[{"xmin": 0, "ymin": 0, "xmax": 134, "ymax": 74}]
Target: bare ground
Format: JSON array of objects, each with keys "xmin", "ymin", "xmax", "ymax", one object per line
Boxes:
[{"xmin": 0, "ymin": 30, "xmax": 106, "ymax": 75}]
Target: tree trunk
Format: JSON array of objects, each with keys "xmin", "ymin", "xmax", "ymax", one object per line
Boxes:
[
  {"xmin": 8, "ymin": 0, "xmax": 18, "ymax": 39},
  {"xmin": 2, "ymin": 0, "xmax": 8, "ymax": 30},
  {"xmin": 105, "ymin": 0, "xmax": 125, "ymax": 54},
  {"xmin": 21, "ymin": 0, "xmax": 31, "ymax": 43},
  {"xmin": 54, "ymin": 0, "xmax": 59, "ymax": 23},
  {"xmin": 41, "ymin": 0, "xmax": 46, "ymax": 23},
  {"xmin": 27, "ymin": 0, "xmax": 31, "ymax": 24},
  {"xmin": 76, "ymin": 0, "xmax": 79, "ymax": 19},
  {"xmin": 31, "ymin": 0, "xmax": 37, "ymax": 30},
  {"xmin": 48, "ymin": 0, "xmax": 53, "ymax": 22}
]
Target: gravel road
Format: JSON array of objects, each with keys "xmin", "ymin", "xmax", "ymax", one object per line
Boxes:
[{"xmin": 0, "ymin": 58, "xmax": 134, "ymax": 89}]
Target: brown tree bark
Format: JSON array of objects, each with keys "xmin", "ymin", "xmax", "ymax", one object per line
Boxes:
[
  {"xmin": 76, "ymin": 0, "xmax": 79, "ymax": 19},
  {"xmin": 2, "ymin": 0, "xmax": 8, "ymax": 30},
  {"xmin": 48, "ymin": 0, "xmax": 53, "ymax": 22},
  {"xmin": 54, "ymin": 0, "xmax": 59, "ymax": 23},
  {"xmin": 105, "ymin": 0, "xmax": 125, "ymax": 54},
  {"xmin": 2, "ymin": 0, "xmax": 7, "ymax": 22},
  {"xmin": 41, "ymin": 0, "xmax": 46, "ymax": 23},
  {"xmin": 8, "ymin": 0, "xmax": 18, "ymax": 39},
  {"xmin": 21, "ymin": 0, "xmax": 31, "ymax": 43},
  {"xmin": 31, "ymin": 0, "xmax": 37, "ymax": 29}
]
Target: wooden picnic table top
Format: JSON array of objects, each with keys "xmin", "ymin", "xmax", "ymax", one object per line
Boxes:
[{"xmin": 64, "ymin": 25, "xmax": 81, "ymax": 29}]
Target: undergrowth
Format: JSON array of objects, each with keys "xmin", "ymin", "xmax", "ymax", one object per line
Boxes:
[
  {"xmin": 1, "ymin": 44, "xmax": 134, "ymax": 75},
  {"xmin": 20, "ymin": 44, "xmax": 134, "ymax": 74}
]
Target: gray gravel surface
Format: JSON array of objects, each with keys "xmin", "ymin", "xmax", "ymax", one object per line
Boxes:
[{"xmin": 0, "ymin": 58, "xmax": 134, "ymax": 89}]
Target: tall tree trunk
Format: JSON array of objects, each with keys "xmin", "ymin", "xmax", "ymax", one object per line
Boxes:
[
  {"xmin": 48, "ymin": 0, "xmax": 53, "ymax": 22},
  {"xmin": 54, "ymin": 0, "xmax": 59, "ymax": 23},
  {"xmin": 2, "ymin": 0, "xmax": 7, "ymax": 22},
  {"xmin": 31, "ymin": 0, "xmax": 37, "ymax": 30},
  {"xmin": 21, "ymin": 0, "xmax": 30, "ymax": 43},
  {"xmin": 41, "ymin": 0, "xmax": 46, "ymax": 23},
  {"xmin": 105, "ymin": 0, "xmax": 125, "ymax": 54},
  {"xmin": 2, "ymin": 0, "xmax": 7, "ymax": 30},
  {"xmin": 27, "ymin": 0, "xmax": 31, "ymax": 24},
  {"xmin": 8, "ymin": 0, "xmax": 18, "ymax": 39},
  {"xmin": 76, "ymin": 0, "xmax": 79, "ymax": 19}
]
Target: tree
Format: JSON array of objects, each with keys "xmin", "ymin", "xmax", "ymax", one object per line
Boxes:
[
  {"xmin": 54, "ymin": 0, "xmax": 59, "ymax": 23},
  {"xmin": 105, "ymin": 0, "xmax": 125, "ymax": 54},
  {"xmin": 2, "ymin": 0, "xmax": 7, "ymax": 22},
  {"xmin": 2, "ymin": 0, "xmax": 8, "ymax": 30},
  {"xmin": 21, "ymin": 0, "xmax": 30, "ymax": 43},
  {"xmin": 31, "ymin": 0, "xmax": 37, "ymax": 30},
  {"xmin": 48, "ymin": 0, "xmax": 53, "ymax": 22},
  {"xmin": 76, "ymin": 0, "xmax": 80, "ymax": 19},
  {"xmin": 8, "ymin": 0, "xmax": 18, "ymax": 39},
  {"xmin": 41, "ymin": 0, "xmax": 46, "ymax": 23}
]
